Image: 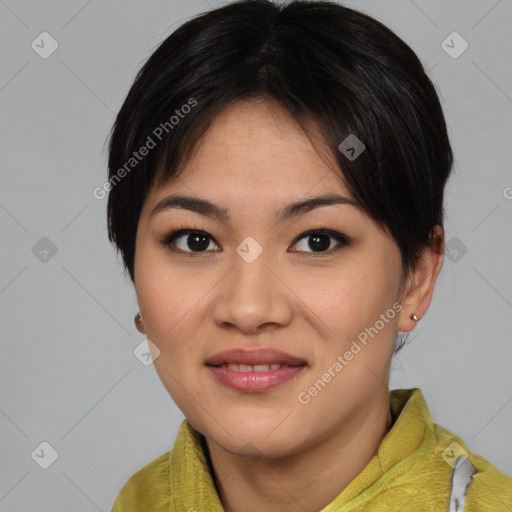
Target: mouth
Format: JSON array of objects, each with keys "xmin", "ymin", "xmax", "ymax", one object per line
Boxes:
[
  {"xmin": 211, "ymin": 362, "xmax": 300, "ymax": 371},
  {"xmin": 205, "ymin": 348, "xmax": 307, "ymax": 392},
  {"xmin": 205, "ymin": 347, "xmax": 307, "ymax": 367}
]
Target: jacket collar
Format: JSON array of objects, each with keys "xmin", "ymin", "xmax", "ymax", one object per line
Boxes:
[{"xmin": 168, "ymin": 388, "xmax": 435, "ymax": 510}]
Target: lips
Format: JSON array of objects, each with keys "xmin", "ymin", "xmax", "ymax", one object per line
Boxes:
[
  {"xmin": 205, "ymin": 348, "xmax": 307, "ymax": 392},
  {"xmin": 205, "ymin": 348, "xmax": 307, "ymax": 367}
]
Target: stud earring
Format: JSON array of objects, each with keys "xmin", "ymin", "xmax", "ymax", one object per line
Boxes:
[{"xmin": 410, "ymin": 314, "xmax": 419, "ymax": 322}]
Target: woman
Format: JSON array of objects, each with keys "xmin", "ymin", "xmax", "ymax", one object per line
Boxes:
[{"xmin": 106, "ymin": 1, "xmax": 512, "ymax": 510}]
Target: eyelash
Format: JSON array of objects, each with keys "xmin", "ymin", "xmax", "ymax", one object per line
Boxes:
[{"xmin": 157, "ymin": 221, "xmax": 350, "ymax": 257}]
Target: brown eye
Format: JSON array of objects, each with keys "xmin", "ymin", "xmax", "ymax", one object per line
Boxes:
[
  {"xmin": 290, "ymin": 229, "xmax": 349, "ymax": 254},
  {"xmin": 161, "ymin": 230, "xmax": 220, "ymax": 253}
]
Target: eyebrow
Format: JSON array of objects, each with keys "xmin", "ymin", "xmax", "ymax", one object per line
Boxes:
[{"xmin": 149, "ymin": 193, "xmax": 361, "ymax": 223}]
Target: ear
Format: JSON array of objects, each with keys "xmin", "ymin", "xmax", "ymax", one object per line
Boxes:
[
  {"xmin": 135, "ymin": 312, "xmax": 146, "ymax": 334},
  {"xmin": 397, "ymin": 225, "xmax": 445, "ymax": 332}
]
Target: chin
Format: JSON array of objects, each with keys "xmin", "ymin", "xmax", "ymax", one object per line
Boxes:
[
  {"xmin": 218, "ymin": 432, "xmax": 300, "ymax": 460},
  {"xmin": 200, "ymin": 413, "xmax": 306, "ymax": 459}
]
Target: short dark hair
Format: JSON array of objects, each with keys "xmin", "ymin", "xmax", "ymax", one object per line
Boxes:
[{"xmin": 106, "ymin": 0, "xmax": 452, "ymax": 299}]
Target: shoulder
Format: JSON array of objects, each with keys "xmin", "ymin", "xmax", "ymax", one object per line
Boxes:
[
  {"xmin": 463, "ymin": 450, "xmax": 512, "ymax": 511},
  {"xmin": 433, "ymin": 423, "xmax": 512, "ymax": 511},
  {"xmin": 111, "ymin": 450, "xmax": 172, "ymax": 512}
]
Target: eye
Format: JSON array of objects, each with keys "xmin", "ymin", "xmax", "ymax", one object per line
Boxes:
[
  {"xmin": 289, "ymin": 229, "xmax": 349, "ymax": 254},
  {"xmin": 159, "ymin": 225, "xmax": 350, "ymax": 256},
  {"xmin": 159, "ymin": 227, "xmax": 220, "ymax": 254}
]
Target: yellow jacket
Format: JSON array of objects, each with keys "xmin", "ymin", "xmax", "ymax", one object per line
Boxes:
[{"xmin": 111, "ymin": 388, "xmax": 512, "ymax": 511}]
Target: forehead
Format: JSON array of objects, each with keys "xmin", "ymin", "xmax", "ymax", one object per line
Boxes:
[
  {"xmin": 141, "ymin": 99, "xmax": 370, "ymax": 232},
  {"xmin": 156, "ymin": 98, "xmax": 350, "ymax": 198}
]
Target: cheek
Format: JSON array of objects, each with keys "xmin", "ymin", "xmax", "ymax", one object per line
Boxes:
[
  {"xmin": 304, "ymin": 258, "xmax": 400, "ymax": 376},
  {"xmin": 135, "ymin": 258, "xmax": 213, "ymax": 376},
  {"xmin": 135, "ymin": 246, "xmax": 195, "ymax": 336},
  {"xmin": 298, "ymin": 262, "xmax": 392, "ymax": 338}
]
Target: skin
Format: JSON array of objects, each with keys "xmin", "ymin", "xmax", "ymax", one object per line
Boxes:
[{"xmin": 133, "ymin": 97, "xmax": 444, "ymax": 512}]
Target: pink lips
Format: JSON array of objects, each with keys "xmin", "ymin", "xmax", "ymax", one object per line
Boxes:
[{"xmin": 206, "ymin": 348, "xmax": 307, "ymax": 392}]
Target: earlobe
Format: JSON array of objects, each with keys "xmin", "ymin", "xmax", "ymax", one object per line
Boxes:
[
  {"xmin": 134, "ymin": 312, "xmax": 146, "ymax": 333},
  {"xmin": 397, "ymin": 225, "xmax": 444, "ymax": 332},
  {"xmin": 397, "ymin": 285, "xmax": 422, "ymax": 332}
]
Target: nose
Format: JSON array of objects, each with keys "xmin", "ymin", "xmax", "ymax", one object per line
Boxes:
[{"xmin": 211, "ymin": 248, "xmax": 293, "ymax": 335}]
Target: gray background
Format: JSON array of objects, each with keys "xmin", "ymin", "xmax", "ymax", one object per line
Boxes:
[{"xmin": 1, "ymin": 0, "xmax": 511, "ymax": 510}]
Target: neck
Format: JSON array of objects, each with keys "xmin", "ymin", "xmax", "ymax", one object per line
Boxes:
[{"xmin": 206, "ymin": 388, "xmax": 393, "ymax": 512}]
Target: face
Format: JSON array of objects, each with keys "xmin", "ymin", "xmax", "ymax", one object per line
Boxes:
[{"xmin": 134, "ymin": 98, "xmax": 409, "ymax": 459}]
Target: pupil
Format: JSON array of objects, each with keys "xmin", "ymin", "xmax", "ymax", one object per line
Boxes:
[
  {"xmin": 188, "ymin": 233, "xmax": 210, "ymax": 251},
  {"xmin": 309, "ymin": 234, "xmax": 330, "ymax": 252}
]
